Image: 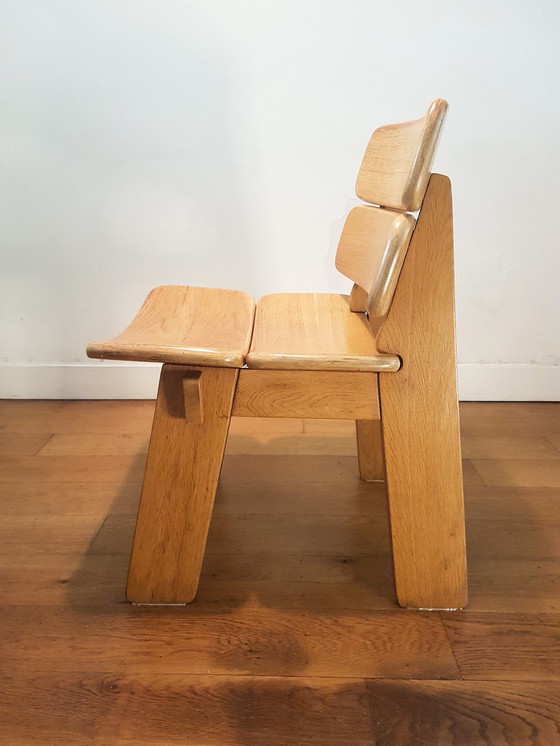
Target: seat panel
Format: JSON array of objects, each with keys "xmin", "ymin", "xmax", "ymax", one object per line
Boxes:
[
  {"xmin": 246, "ymin": 293, "xmax": 400, "ymax": 372},
  {"xmin": 87, "ymin": 285, "xmax": 255, "ymax": 368}
]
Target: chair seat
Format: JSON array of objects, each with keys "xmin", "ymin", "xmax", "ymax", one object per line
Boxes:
[
  {"xmin": 86, "ymin": 285, "xmax": 255, "ymax": 368},
  {"xmin": 246, "ymin": 293, "xmax": 400, "ymax": 372}
]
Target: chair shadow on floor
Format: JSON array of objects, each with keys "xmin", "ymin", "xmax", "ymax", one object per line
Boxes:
[
  {"xmin": 65, "ymin": 428, "xmax": 399, "ymax": 615},
  {"xmin": 65, "ymin": 420, "xmax": 558, "ymax": 617}
]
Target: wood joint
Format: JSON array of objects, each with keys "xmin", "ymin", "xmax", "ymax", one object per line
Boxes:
[{"xmin": 182, "ymin": 372, "xmax": 203, "ymax": 424}]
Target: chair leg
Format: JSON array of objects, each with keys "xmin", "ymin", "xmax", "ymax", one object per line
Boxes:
[
  {"xmin": 355, "ymin": 420, "xmax": 385, "ymax": 481},
  {"xmin": 380, "ymin": 381, "xmax": 467, "ymax": 609},
  {"xmin": 126, "ymin": 363, "xmax": 238, "ymax": 604},
  {"xmin": 376, "ymin": 174, "xmax": 467, "ymax": 610}
]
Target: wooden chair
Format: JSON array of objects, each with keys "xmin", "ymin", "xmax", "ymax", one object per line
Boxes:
[{"xmin": 87, "ymin": 99, "xmax": 467, "ymax": 610}]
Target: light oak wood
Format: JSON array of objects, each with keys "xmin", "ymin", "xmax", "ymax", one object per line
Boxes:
[
  {"xmin": 126, "ymin": 364, "xmax": 238, "ymax": 603},
  {"xmin": 233, "ymin": 370, "xmax": 380, "ymax": 419},
  {"xmin": 182, "ymin": 371, "xmax": 203, "ymax": 423},
  {"xmin": 355, "ymin": 420, "xmax": 385, "ymax": 481},
  {"xmin": 348, "ymin": 283, "xmax": 368, "ymax": 312},
  {"xmin": 246, "ymin": 293, "xmax": 400, "ymax": 372},
  {"xmin": 87, "ymin": 285, "xmax": 255, "ymax": 368},
  {"xmin": 356, "ymin": 98, "xmax": 448, "ymax": 211},
  {"xmin": 335, "ymin": 205, "xmax": 415, "ymax": 333},
  {"xmin": 377, "ymin": 174, "xmax": 467, "ymax": 610}
]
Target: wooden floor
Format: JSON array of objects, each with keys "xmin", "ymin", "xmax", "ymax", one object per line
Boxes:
[{"xmin": 1, "ymin": 401, "xmax": 559, "ymax": 745}]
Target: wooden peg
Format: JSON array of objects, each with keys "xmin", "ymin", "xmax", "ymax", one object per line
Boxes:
[{"xmin": 183, "ymin": 372, "xmax": 203, "ymax": 424}]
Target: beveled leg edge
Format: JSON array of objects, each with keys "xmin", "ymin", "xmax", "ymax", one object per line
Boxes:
[
  {"xmin": 395, "ymin": 587, "xmax": 468, "ymax": 611},
  {"xmin": 125, "ymin": 581, "xmax": 198, "ymax": 605}
]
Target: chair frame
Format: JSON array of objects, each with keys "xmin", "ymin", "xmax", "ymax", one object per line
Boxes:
[{"xmin": 125, "ymin": 172, "xmax": 468, "ymax": 610}]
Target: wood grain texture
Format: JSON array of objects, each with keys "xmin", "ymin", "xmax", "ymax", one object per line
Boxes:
[
  {"xmin": 355, "ymin": 98, "xmax": 448, "ymax": 211},
  {"xmin": 377, "ymin": 174, "xmax": 467, "ymax": 610},
  {"xmin": 182, "ymin": 371, "xmax": 203, "ymax": 423},
  {"xmin": 233, "ymin": 370, "xmax": 380, "ymax": 419},
  {"xmin": 471, "ymin": 458, "xmax": 560, "ymax": 488},
  {"xmin": 87, "ymin": 285, "xmax": 255, "ymax": 367},
  {"xmin": 335, "ymin": 206, "xmax": 414, "ymax": 333},
  {"xmin": 246, "ymin": 293, "xmax": 400, "ymax": 372},
  {"xmin": 91, "ymin": 513, "xmax": 393, "ymax": 557},
  {"xmin": 441, "ymin": 613, "xmax": 560, "ymax": 680},
  {"xmin": 126, "ymin": 364, "xmax": 238, "ymax": 603},
  {"xmin": 365, "ymin": 680, "xmax": 560, "ymax": 746},
  {"xmin": 348, "ymin": 283, "xmax": 368, "ymax": 312},
  {"xmin": 0, "ymin": 400, "xmax": 155, "ymax": 434},
  {"xmin": 1, "ymin": 606, "xmax": 459, "ymax": 678},
  {"xmin": 355, "ymin": 420, "xmax": 385, "ymax": 481},
  {"xmin": 0, "ymin": 433, "xmax": 52, "ymax": 456},
  {"xmin": 2, "ymin": 401, "xmax": 560, "ymax": 744},
  {"xmin": 0, "ymin": 672, "xmax": 374, "ymax": 746}
]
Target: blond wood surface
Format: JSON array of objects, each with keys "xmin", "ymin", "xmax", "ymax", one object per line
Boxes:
[
  {"xmin": 335, "ymin": 206, "xmax": 414, "ymax": 332},
  {"xmin": 246, "ymin": 293, "xmax": 400, "ymax": 372},
  {"xmin": 355, "ymin": 420, "xmax": 385, "ymax": 481},
  {"xmin": 126, "ymin": 364, "xmax": 238, "ymax": 603},
  {"xmin": 87, "ymin": 285, "xmax": 255, "ymax": 368},
  {"xmin": 377, "ymin": 174, "xmax": 467, "ymax": 610},
  {"xmin": 232, "ymin": 370, "xmax": 380, "ymax": 419},
  {"xmin": 348, "ymin": 283, "xmax": 368, "ymax": 312},
  {"xmin": 356, "ymin": 98, "xmax": 448, "ymax": 211},
  {"xmin": 182, "ymin": 371, "xmax": 203, "ymax": 423}
]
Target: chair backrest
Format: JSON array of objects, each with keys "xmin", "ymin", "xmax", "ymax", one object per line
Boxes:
[{"xmin": 335, "ymin": 99, "xmax": 448, "ymax": 334}]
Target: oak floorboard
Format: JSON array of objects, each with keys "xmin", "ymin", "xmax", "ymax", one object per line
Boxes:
[
  {"xmin": 0, "ymin": 455, "xmax": 146, "ymax": 483},
  {"xmin": 88, "ymin": 513, "xmax": 393, "ymax": 556},
  {"xmin": 471, "ymin": 459, "xmax": 560, "ymax": 488},
  {"xmin": 441, "ymin": 612, "xmax": 560, "ymax": 680},
  {"xmin": 1, "ymin": 401, "xmax": 560, "ymax": 744},
  {"xmin": 214, "ymin": 480, "xmax": 387, "ymax": 515},
  {"xmin": 37, "ymin": 432, "xmax": 149, "ymax": 456},
  {"xmin": 0, "ymin": 433, "xmax": 53, "ymax": 457},
  {"xmin": 0, "ymin": 671, "xmax": 373, "ymax": 746},
  {"xmin": 365, "ymin": 680, "xmax": 560, "ymax": 745},
  {"xmin": 466, "ymin": 557, "xmax": 560, "ymax": 613},
  {"xmin": 0, "ymin": 400, "xmax": 156, "ymax": 434},
  {"xmin": 225, "ymin": 434, "xmax": 358, "ymax": 455},
  {"xmin": 0, "ymin": 606, "xmax": 459, "ymax": 679},
  {"xmin": 0, "ymin": 553, "xmax": 397, "ymax": 608},
  {"xmin": 460, "ymin": 460, "xmax": 486, "ymax": 486},
  {"xmin": 459, "ymin": 403, "xmax": 560, "ymax": 438},
  {"xmin": 0, "ymin": 515, "xmax": 106, "ymax": 555},
  {"xmin": 87, "ymin": 510, "xmax": 560, "ymax": 563},
  {"xmin": 464, "ymin": 486, "xmax": 560, "ymax": 521},
  {"xmin": 461, "ymin": 435, "xmax": 560, "ymax": 460},
  {"xmin": 0, "ymin": 482, "xmax": 141, "ymax": 516},
  {"xmin": 3, "ymin": 552, "xmax": 560, "ymax": 613}
]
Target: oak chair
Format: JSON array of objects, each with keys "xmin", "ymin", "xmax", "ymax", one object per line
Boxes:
[{"xmin": 87, "ymin": 99, "xmax": 467, "ymax": 610}]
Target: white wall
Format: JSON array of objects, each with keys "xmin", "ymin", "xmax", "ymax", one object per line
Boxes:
[{"xmin": 1, "ymin": 0, "xmax": 559, "ymax": 400}]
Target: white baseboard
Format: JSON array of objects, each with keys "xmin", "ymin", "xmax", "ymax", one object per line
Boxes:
[
  {"xmin": 0, "ymin": 363, "xmax": 558, "ymax": 401},
  {"xmin": 457, "ymin": 363, "xmax": 560, "ymax": 401},
  {"xmin": 0, "ymin": 363, "xmax": 161, "ymax": 400}
]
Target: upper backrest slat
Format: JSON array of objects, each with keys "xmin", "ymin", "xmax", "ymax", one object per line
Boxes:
[{"xmin": 355, "ymin": 99, "xmax": 448, "ymax": 212}]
